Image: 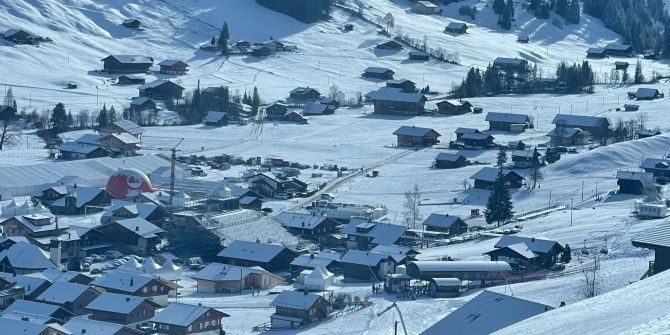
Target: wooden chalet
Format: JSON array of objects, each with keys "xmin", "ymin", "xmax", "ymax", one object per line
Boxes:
[
  {"xmin": 412, "ymin": 1, "xmax": 442, "ymax": 15},
  {"xmin": 393, "ymin": 126, "xmax": 441, "ymax": 147},
  {"xmin": 511, "ymin": 149, "xmax": 542, "ymax": 169},
  {"xmin": 0, "ymin": 242, "xmax": 56, "ymax": 275},
  {"xmin": 288, "ymin": 87, "xmax": 321, "ymax": 105},
  {"xmin": 386, "ymin": 79, "xmax": 416, "ymax": 92},
  {"xmin": 58, "ymin": 142, "xmax": 109, "ymax": 160},
  {"xmin": 434, "ymin": 152, "xmax": 467, "ymax": 169},
  {"xmin": 90, "ymin": 270, "xmax": 176, "ymax": 306},
  {"xmin": 444, "ymin": 22, "xmax": 468, "ymax": 34},
  {"xmin": 86, "ymin": 292, "xmax": 160, "ymax": 327},
  {"xmin": 138, "ymin": 80, "xmax": 184, "ymax": 100},
  {"xmin": 632, "ymin": 224, "xmax": 670, "ymax": 276},
  {"xmin": 634, "ymin": 88, "xmax": 664, "ymax": 100},
  {"xmin": 192, "ymin": 262, "xmax": 284, "ymax": 293},
  {"xmin": 493, "ymin": 57, "xmax": 528, "ymax": 71},
  {"xmin": 428, "ymin": 278, "xmax": 461, "ymax": 298},
  {"xmin": 421, "ymin": 214, "xmax": 468, "ymax": 235},
  {"xmin": 150, "ymin": 303, "xmax": 229, "ymax": 335},
  {"xmin": 158, "ymin": 59, "xmax": 189, "ymax": 75},
  {"xmin": 101, "ymin": 55, "xmax": 153, "ymax": 73},
  {"xmin": 640, "ymin": 158, "xmax": 670, "ymax": 179},
  {"xmin": 408, "ymin": 51, "xmax": 429, "ymax": 61},
  {"xmin": 276, "ymin": 212, "xmax": 340, "ymax": 237},
  {"xmin": 99, "ymin": 120, "xmax": 145, "ymax": 139},
  {"xmin": 615, "ymin": 61, "xmax": 629, "ymax": 70},
  {"xmin": 551, "ymin": 114, "xmax": 610, "ymax": 138},
  {"xmin": 362, "ymin": 66, "xmax": 395, "ymax": 80},
  {"xmin": 376, "ymin": 40, "xmax": 402, "ymax": 50},
  {"xmin": 484, "ymin": 235, "xmax": 566, "ymax": 270},
  {"xmin": 604, "ymin": 43, "xmax": 633, "ymax": 57},
  {"xmin": 130, "ymin": 97, "xmax": 157, "ymax": 113},
  {"xmin": 96, "ymin": 217, "xmax": 166, "ymax": 256},
  {"xmin": 269, "ymin": 291, "xmax": 330, "ymax": 329},
  {"xmin": 470, "ymin": 167, "xmax": 525, "ymax": 189},
  {"xmin": 36, "ymin": 281, "xmax": 100, "ymax": 315},
  {"xmin": 203, "ymin": 111, "xmax": 228, "ymax": 126},
  {"xmin": 340, "ymin": 221, "xmax": 409, "ymax": 250},
  {"xmin": 616, "ymin": 171, "xmax": 653, "ymax": 195},
  {"xmin": 546, "ymin": 127, "xmax": 591, "ymax": 146},
  {"xmin": 63, "ymin": 318, "xmax": 144, "ymax": 335},
  {"xmin": 339, "ymin": 250, "xmax": 395, "ymax": 281},
  {"xmin": 437, "ymin": 99, "xmax": 472, "ymax": 115},
  {"xmin": 460, "ymin": 132, "xmax": 495, "ymax": 149},
  {"xmin": 366, "ymin": 87, "xmax": 426, "ymax": 115},
  {"xmin": 49, "ymin": 187, "xmax": 112, "ymax": 215},
  {"xmin": 406, "ymin": 261, "xmax": 512, "ymax": 284},
  {"xmin": 248, "ymin": 172, "xmax": 309, "ymax": 198},
  {"xmin": 637, "ymin": 129, "xmax": 661, "ymax": 139},
  {"xmin": 3, "ymin": 29, "xmax": 33, "ymax": 44},
  {"xmin": 485, "ymin": 112, "xmax": 531, "ymax": 132},
  {"xmin": 118, "ymin": 75, "xmax": 145, "ymax": 85},
  {"xmin": 217, "ymin": 240, "xmax": 299, "ymax": 272},
  {"xmin": 586, "ymin": 47, "xmax": 606, "ymax": 58},
  {"xmin": 264, "ymin": 102, "xmax": 288, "ymax": 120},
  {"xmin": 454, "ymin": 127, "xmax": 479, "ymax": 140}
]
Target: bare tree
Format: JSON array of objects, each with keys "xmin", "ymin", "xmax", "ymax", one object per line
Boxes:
[
  {"xmin": 0, "ymin": 90, "xmax": 20, "ymax": 150},
  {"xmin": 77, "ymin": 110, "xmax": 90, "ymax": 129},
  {"xmin": 380, "ymin": 12, "xmax": 395, "ymax": 34},
  {"xmin": 581, "ymin": 254, "xmax": 601, "ymax": 298},
  {"xmin": 403, "ymin": 184, "xmax": 422, "ymax": 229},
  {"xmin": 329, "ymin": 84, "xmax": 346, "ymax": 105}
]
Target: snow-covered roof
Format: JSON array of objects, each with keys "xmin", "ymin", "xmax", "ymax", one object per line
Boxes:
[
  {"xmin": 0, "ymin": 311, "xmax": 55, "ymax": 324},
  {"xmin": 290, "ymin": 87, "xmax": 319, "ymax": 95},
  {"xmin": 494, "ymin": 235, "xmax": 562, "ymax": 254},
  {"xmin": 158, "ymin": 59, "xmax": 188, "ymax": 67},
  {"xmin": 276, "ymin": 212, "xmax": 332, "ymax": 230},
  {"xmin": 103, "ymin": 200, "xmax": 162, "ymax": 219},
  {"xmin": 32, "ymin": 268, "xmax": 90, "ymax": 284},
  {"xmin": 0, "ymin": 318, "xmax": 67, "ymax": 335},
  {"xmin": 501, "ymin": 242, "xmax": 539, "ymax": 259},
  {"xmin": 0, "ymin": 242, "xmax": 55, "ymax": 270},
  {"xmin": 303, "ymin": 103, "xmax": 330, "ymax": 115},
  {"xmin": 635, "ymin": 87, "xmax": 660, "ymax": 98},
  {"xmin": 366, "ymin": 87, "xmax": 426, "ymax": 103},
  {"xmin": 306, "ymin": 265, "xmax": 333, "ymax": 280},
  {"xmin": 290, "ymin": 254, "xmax": 338, "ymax": 269},
  {"xmin": 637, "ymin": 129, "xmax": 660, "ymax": 136},
  {"xmin": 63, "ymin": 318, "xmax": 136, "ymax": 335},
  {"xmin": 86, "ymin": 292, "xmax": 155, "ymax": 314},
  {"xmin": 217, "ymin": 240, "xmax": 292, "ymax": 263},
  {"xmin": 105, "ymin": 132, "xmax": 141, "ymax": 145},
  {"xmin": 470, "ymin": 167, "xmax": 523, "ymax": 182},
  {"xmin": 387, "ymin": 79, "xmax": 414, "ymax": 85},
  {"xmin": 239, "ymin": 196, "xmax": 260, "ymax": 205},
  {"xmin": 270, "ymin": 290, "xmax": 323, "ymax": 310},
  {"xmin": 493, "ymin": 57, "xmax": 527, "ymax": 66},
  {"xmin": 546, "ymin": 127, "xmax": 585, "ymax": 138},
  {"xmin": 2, "ymin": 214, "xmax": 68, "ymax": 234},
  {"xmin": 370, "ymin": 245, "xmax": 417, "ymax": 263},
  {"xmin": 485, "ymin": 112, "xmax": 529, "ymax": 124},
  {"xmin": 632, "ymin": 224, "xmax": 670, "ymax": 249},
  {"xmin": 435, "ymin": 152, "xmax": 465, "ymax": 162},
  {"xmin": 114, "ymin": 217, "xmax": 164, "ymax": 239},
  {"xmin": 139, "ymin": 79, "xmax": 183, "ymax": 90},
  {"xmin": 364, "ymin": 66, "xmax": 394, "ymax": 74},
  {"xmin": 640, "ymin": 158, "xmax": 670, "ymax": 170},
  {"xmin": 616, "ymin": 171, "xmax": 653, "ymax": 181},
  {"xmin": 460, "ymin": 133, "xmax": 493, "ymax": 141},
  {"xmin": 551, "ymin": 114, "xmax": 608, "ymax": 127},
  {"xmin": 587, "ymin": 47, "xmax": 605, "ymax": 54},
  {"xmin": 103, "ymin": 55, "xmax": 152, "ymax": 64},
  {"xmin": 415, "ymin": 0, "xmax": 439, "ymax": 8},
  {"xmin": 446, "ymin": 22, "xmax": 467, "ymax": 29},
  {"xmin": 91, "ymin": 269, "xmax": 154, "ymax": 293},
  {"xmin": 340, "ymin": 250, "xmax": 392, "ymax": 266},
  {"xmin": 204, "ymin": 111, "xmax": 227, "ymax": 122},
  {"xmin": 192, "ymin": 262, "xmax": 266, "ymax": 281},
  {"xmin": 605, "ymin": 43, "xmax": 632, "ymax": 51},
  {"xmin": 421, "ymin": 290, "xmax": 552, "ymax": 335},
  {"xmin": 409, "ymin": 51, "xmax": 429, "ymax": 56},
  {"xmin": 431, "ymin": 278, "xmax": 461, "ymax": 286},
  {"xmin": 150, "ymin": 302, "xmax": 227, "ymax": 326},
  {"xmin": 0, "ymin": 272, "xmax": 49, "ymax": 296},
  {"xmin": 130, "ymin": 97, "xmax": 154, "ymax": 106},
  {"xmin": 408, "ymin": 261, "xmax": 512, "ymax": 272},
  {"xmin": 393, "ymin": 126, "xmax": 440, "ymax": 137},
  {"xmin": 51, "ymin": 187, "xmax": 106, "ymax": 208},
  {"xmin": 511, "ymin": 149, "xmax": 539, "ymax": 158},
  {"xmin": 58, "ymin": 142, "xmax": 103, "ymax": 155},
  {"xmin": 2, "ymin": 299, "xmax": 66, "ymax": 318},
  {"xmin": 75, "ymin": 133, "xmax": 104, "ymax": 145},
  {"xmin": 422, "ymin": 213, "xmax": 464, "ymax": 229},
  {"xmin": 341, "ymin": 222, "xmax": 407, "ymax": 245},
  {"xmin": 455, "ymin": 127, "xmax": 479, "ymax": 134},
  {"xmin": 36, "ymin": 281, "xmax": 95, "ymax": 304}
]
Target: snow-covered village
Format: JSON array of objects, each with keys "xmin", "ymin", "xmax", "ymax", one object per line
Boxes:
[{"xmin": 0, "ymin": 0, "xmax": 669, "ymax": 334}]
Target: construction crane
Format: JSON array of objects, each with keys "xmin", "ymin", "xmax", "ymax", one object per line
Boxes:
[
  {"xmin": 143, "ymin": 137, "xmax": 184, "ymax": 207},
  {"xmin": 377, "ymin": 302, "xmax": 408, "ymax": 335}
]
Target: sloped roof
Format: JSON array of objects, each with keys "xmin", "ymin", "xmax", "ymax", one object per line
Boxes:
[
  {"xmin": 409, "ymin": 261, "xmax": 512, "ymax": 272},
  {"xmin": 239, "ymin": 196, "xmax": 260, "ymax": 205},
  {"xmin": 139, "ymin": 79, "xmax": 184, "ymax": 90},
  {"xmin": 158, "ymin": 59, "xmax": 188, "ymax": 67},
  {"xmin": 364, "ymin": 66, "xmax": 394, "ymax": 74},
  {"xmin": 36, "ymin": 281, "xmax": 95, "ymax": 304},
  {"xmin": 270, "ymin": 290, "xmax": 323, "ymax": 310},
  {"xmin": 0, "ymin": 242, "xmax": 55, "ymax": 270},
  {"xmin": 130, "ymin": 97, "xmax": 154, "ymax": 106},
  {"xmin": 103, "ymin": 55, "xmax": 152, "ymax": 64},
  {"xmin": 632, "ymin": 223, "xmax": 670, "ymax": 249},
  {"xmin": 63, "ymin": 318, "xmax": 140, "ymax": 335},
  {"xmin": 421, "ymin": 290, "xmax": 552, "ymax": 335},
  {"xmin": 422, "ymin": 213, "xmax": 464, "ymax": 229},
  {"xmin": 470, "ymin": 167, "xmax": 524, "ymax": 182},
  {"xmin": 370, "ymin": 245, "xmax": 418, "ymax": 263},
  {"xmin": 485, "ymin": 112, "xmax": 529, "ymax": 124},
  {"xmin": 114, "ymin": 217, "xmax": 164, "ymax": 239},
  {"xmin": 605, "ymin": 43, "xmax": 632, "ymax": 51},
  {"xmin": 204, "ymin": 111, "xmax": 227, "ymax": 123},
  {"xmin": 431, "ymin": 278, "xmax": 461, "ymax": 286},
  {"xmin": 393, "ymin": 126, "xmax": 440, "ymax": 138},
  {"xmin": 0, "ymin": 272, "xmax": 49, "ymax": 296},
  {"xmin": 435, "ymin": 152, "xmax": 466, "ymax": 162},
  {"xmin": 0, "ymin": 318, "xmax": 65, "ymax": 335},
  {"xmin": 638, "ymin": 129, "xmax": 661, "ymax": 136},
  {"xmin": 276, "ymin": 212, "xmax": 331, "ymax": 230},
  {"xmin": 290, "ymin": 87, "xmax": 319, "ymax": 95},
  {"xmin": 192, "ymin": 262, "xmax": 267, "ymax": 281},
  {"xmin": 635, "ymin": 88, "xmax": 660, "ymax": 99},
  {"xmin": 86, "ymin": 292, "xmax": 156, "ymax": 314},
  {"xmin": 551, "ymin": 114, "xmax": 607, "ymax": 127},
  {"xmin": 460, "ymin": 133, "xmax": 493, "ymax": 141},
  {"xmin": 33, "ymin": 268, "xmax": 90, "ymax": 284},
  {"xmin": 217, "ymin": 240, "xmax": 292, "ymax": 263},
  {"xmin": 150, "ymin": 302, "xmax": 228, "ymax": 326},
  {"xmin": 446, "ymin": 22, "xmax": 467, "ymax": 29},
  {"xmin": 455, "ymin": 127, "xmax": 479, "ymax": 134},
  {"xmin": 511, "ymin": 149, "xmax": 540, "ymax": 158},
  {"xmin": 616, "ymin": 171, "xmax": 653, "ymax": 181},
  {"xmin": 587, "ymin": 47, "xmax": 605, "ymax": 54},
  {"xmin": 2, "ymin": 299, "xmax": 68, "ymax": 318},
  {"xmin": 303, "ymin": 104, "xmax": 330, "ymax": 115},
  {"xmin": 290, "ymin": 254, "xmax": 339, "ymax": 269},
  {"xmin": 493, "ymin": 57, "xmax": 527, "ymax": 66},
  {"xmin": 546, "ymin": 127, "xmax": 585, "ymax": 138},
  {"xmin": 51, "ymin": 187, "xmax": 107, "ymax": 208},
  {"xmin": 340, "ymin": 250, "xmax": 392, "ymax": 266},
  {"xmin": 91, "ymin": 269, "xmax": 155, "ymax": 293},
  {"xmin": 109, "ymin": 120, "xmax": 144, "ymax": 135},
  {"xmin": 58, "ymin": 142, "xmax": 103, "ymax": 155},
  {"xmin": 366, "ymin": 87, "xmax": 426, "ymax": 103},
  {"xmin": 494, "ymin": 235, "xmax": 563, "ymax": 254},
  {"xmin": 640, "ymin": 158, "xmax": 670, "ymax": 170}
]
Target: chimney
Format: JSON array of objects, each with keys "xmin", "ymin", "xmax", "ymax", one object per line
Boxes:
[
  {"xmin": 21, "ymin": 316, "xmax": 29, "ymax": 322},
  {"xmin": 126, "ymin": 297, "xmax": 131, "ymax": 302},
  {"xmin": 310, "ymin": 254, "xmax": 315, "ymax": 259},
  {"xmin": 531, "ymin": 237, "xmax": 535, "ymax": 242},
  {"xmin": 130, "ymin": 278, "xmax": 134, "ymax": 287},
  {"xmin": 135, "ymin": 226, "xmax": 139, "ymax": 231},
  {"xmin": 82, "ymin": 329, "xmax": 87, "ymax": 334}
]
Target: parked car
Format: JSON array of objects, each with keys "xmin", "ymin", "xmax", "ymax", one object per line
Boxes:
[
  {"xmin": 81, "ymin": 262, "xmax": 91, "ymax": 271},
  {"xmin": 90, "ymin": 268, "xmax": 102, "ymax": 275}
]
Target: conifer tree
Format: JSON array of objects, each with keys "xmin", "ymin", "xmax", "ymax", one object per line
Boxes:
[
  {"xmin": 251, "ymin": 86, "xmax": 260, "ymax": 115},
  {"xmin": 50, "ymin": 103, "xmax": 68, "ymax": 133},
  {"xmin": 97, "ymin": 104, "xmax": 108, "ymax": 127},
  {"xmin": 634, "ymin": 60, "xmax": 644, "ymax": 84},
  {"xmin": 484, "ymin": 171, "xmax": 515, "ymax": 226}
]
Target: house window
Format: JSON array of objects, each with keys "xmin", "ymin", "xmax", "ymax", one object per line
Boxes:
[
  {"xmin": 464, "ymin": 313, "xmax": 481, "ymax": 323},
  {"xmin": 188, "ymin": 325, "xmax": 192, "ymax": 332},
  {"xmin": 142, "ymin": 287, "xmax": 148, "ymax": 293},
  {"xmin": 152, "ymin": 285, "xmax": 158, "ymax": 292}
]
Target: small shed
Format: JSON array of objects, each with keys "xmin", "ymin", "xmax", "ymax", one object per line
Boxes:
[
  {"xmin": 376, "ymin": 40, "xmax": 403, "ymax": 50},
  {"xmin": 615, "ymin": 61, "xmax": 629, "ymax": 70},
  {"xmin": 408, "ymin": 51, "xmax": 430, "ymax": 61},
  {"xmin": 343, "ymin": 24, "xmax": 353, "ymax": 32},
  {"xmin": 444, "ymin": 22, "xmax": 468, "ymax": 34},
  {"xmin": 624, "ymin": 104, "xmax": 639, "ymax": 111},
  {"xmin": 616, "ymin": 171, "xmax": 654, "ymax": 195},
  {"xmin": 422, "ymin": 214, "xmax": 468, "ymax": 235},
  {"xmin": 435, "ymin": 152, "xmax": 467, "ymax": 169},
  {"xmin": 586, "ymin": 48, "xmax": 606, "ymax": 58},
  {"xmin": 412, "ymin": 1, "xmax": 442, "ymax": 15},
  {"xmin": 122, "ymin": 19, "xmax": 141, "ymax": 29},
  {"xmin": 428, "ymin": 278, "xmax": 461, "ymax": 298},
  {"xmin": 363, "ymin": 66, "xmax": 395, "ymax": 80},
  {"xmin": 393, "ymin": 126, "xmax": 441, "ymax": 147},
  {"xmin": 204, "ymin": 111, "xmax": 229, "ymax": 126},
  {"xmin": 517, "ymin": 35, "xmax": 529, "ymax": 43},
  {"xmin": 637, "ymin": 129, "xmax": 661, "ymax": 139}
]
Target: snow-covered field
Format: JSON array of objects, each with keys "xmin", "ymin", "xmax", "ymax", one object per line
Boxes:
[{"xmin": 2, "ymin": 0, "xmax": 670, "ymax": 333}]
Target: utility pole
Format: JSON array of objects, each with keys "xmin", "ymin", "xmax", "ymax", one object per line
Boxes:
[
  {"xmin": 549, "ymin": 189, "xmax": 552, "ymax": 206},
  {"xmin": 570, "ymin": 198, "xmax": 573, "ymax": 226},
  {"xmin": 581, "ymin": 180, "xmax": 584, "ymax": 202}
]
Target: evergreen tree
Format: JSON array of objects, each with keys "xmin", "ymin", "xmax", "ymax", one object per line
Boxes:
[
  {"xmin": 484, "ymin": 171, "xmax": 515, "ymax": 226},
  {"xmin": 496, "ymin": 146, "xmax": 508, "ymax": 168},
  {"xmin": 530, "ymin": 146, "xmax": 543, "ymax": 189},
  {"xmin": 97, "ymin": 104, "xmax": 109, "ymax": 127},
  {"xmin": 210, "ymin": 36, "xmax": 216, "ymax": 46},
  {"xmin": 217, "ymin": 22, "xmax": 230, "ymax": 55},
  {"xmin": 50, "ymin": 103, "xmax": 68, "ymax": 133},
  {"xmin": 192, "ymin": 80, "xmax": 201, "ymax": 112},
  {"xmin": 109, "ymin": 106, "xmax": 117, "ymax": 123},
  {"xmin": 67, "ymin": 111, "xmax": 74, "ymax": 128},
  {"xmin": 251, "ymin": 86, "xmax": 260, "ymax": 115},
  {"xmin": 634, "ymin": 60, "xmax": 644, "ymax": 84},
  {"xmin": 493, "ymin": 0, "xmax": 506, "ymax": 14},
  {"xmin": 556, "ymin": 0, "xmax": 568, "ymax": 17},
  {"xmin": 3, "ymin": 87, "xmax": 15, "ymax": 108},
  {"xmin": 501, "ymin": 0, "xmax": 514, "ymax": 30},
  {"xmin": 621, "ymin": 68, "xmax": 629, "ymax": 83},
  {"xmin": 566, "ymin": 0, "xmax": 580, "ymax": 24},
  {"xmin": 242, "ymin": 91, "xmax": 249, "ymax": 105}
]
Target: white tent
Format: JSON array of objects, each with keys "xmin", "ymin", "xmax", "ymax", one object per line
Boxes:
[
  {"xmin": 142, "ymin": 257, "xmax": 161, "ymax": 274},
  {"xmin": 304, "ymin": 265, "xmax": 334, "ymax": 291},
  {"xmin": 120, "ymin": 256, "xmax": 142, "ymax": 271}
]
